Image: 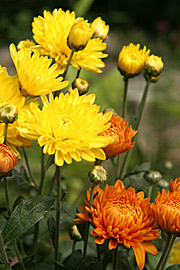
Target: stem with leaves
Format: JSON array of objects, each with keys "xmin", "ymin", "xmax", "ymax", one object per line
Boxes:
[{"xmin": 155, "ymin": 233, "xmax": 176, "ymax": 270}]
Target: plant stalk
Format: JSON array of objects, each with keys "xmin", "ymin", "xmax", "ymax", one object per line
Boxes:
[
  {"xmin": 22, "ymin": 148, "xmax": 38, "ymax": 189},
  {"xmin": 3, "ymin": 123, "xmax": 8, "ymax": 144},
  {"xmin": 122, "ymin": 77, "xmax": 129, "ymax": 118},
  {"xmin": 113, "ymin": 245, "xmax": 118, "ymax": 270},
  {"xmin": 0, "ymin": 231, "xmax": 9, "ymax": 265},
  {"xmin": 3, "ymin": 177, "xmax": 11, "ymax": 216},
  {"xmin": 54, "ymin": 165, "xmax": 61, "ymax": 270},
  {"xmin": 155, "ymin": 233, "xmax": 176, "ymax": 270},
  {"xmin": 13, "ymin": 239, "xmax": 26, "ymax": 270}
]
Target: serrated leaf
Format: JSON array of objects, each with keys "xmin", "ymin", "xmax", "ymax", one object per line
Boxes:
[
  {"xmin": 165, "ymin": 265, "xmax": 180, "ymax": 270},
  {"xmin": 63, "ymin": 250, "xmax": 82, "ymax": 270},
  {"xmin": 2, "ymin": 195, "xmax": 55, "ymax": 243}
]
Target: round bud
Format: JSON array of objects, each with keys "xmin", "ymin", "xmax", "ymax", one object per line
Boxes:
[
  {"xmin": 0, "ymin": 144, "xmax": 18, "ymax": 176},
  {"xmin": 72, "ymin": 78, "xmax": 89, "ymax": 95},
  {"xmin": 144, "ymin": 171, "xmax": 162, "ymax": 184},
  {"xmin": 69, "ymin": 225, "xmax": 82, "ymax": 241},
  {"xmin": 144, "ymin": 54, "xmax": 163, "ymax": 77},
  {"xmin": 88, "ymin": 165, "xmax": 108, "ymax": 185},
  {"xmin": 0, "ymin": 104, "xmax": 18, "ymax": 124}
]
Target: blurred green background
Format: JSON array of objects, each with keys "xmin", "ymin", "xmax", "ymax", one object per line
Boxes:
[{"xmin": 0, "ymin": 0, "xmax": 180, "ymax": 202}]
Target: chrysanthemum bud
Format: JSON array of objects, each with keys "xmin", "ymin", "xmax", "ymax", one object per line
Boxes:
[
  {"xmin": 118, "ymin": 43, "xmax": 150, "ymax": 78},
  {"xmin": 88, "ymin": 165, "xmax": 108, "ymax": 185},
  {"xmin": 144, "ymin": 171, "xmax": 162, "ymax": 184},
  {"xmin": 69, "ymin": 225, "xmax": 82, "ymax": 241},
  {"xmin": 157, "ymin": 179, "xmax": 169, "ymax": 189},
  {"xmin": 144, "ymin": 72, "xmax": 160, "ymax": 83},
  {"xmin": 144, "ymin": 54, "xmax": 163, "ymax": 77},
  {"xmin": 91, "ymin": 17, "xmax": 109, "ymax": 41},
  {"xmin": 0, "ymin": 144, "xmax": 18, "ymax": 176},
  {"xmin": 67, "ymin": 18, "xmax": 93, "ymax": 52},
  {"xmin": 72, "ymin": 78, "xmax": 89, "ymax": 95},
  {"xmin": 0, "ymin": 104, "xmax": 18, "ymax": 124}
]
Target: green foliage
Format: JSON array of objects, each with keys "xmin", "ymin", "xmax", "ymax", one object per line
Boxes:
[
  {"xmin": 0, "ymin": 264, "xmax": 11, "ymax": 270},
  {"xmin": 2, "ymin": 195, "xmax": 55, "ymax": 243},
  {"xmin": 165, "ymin": 265, "xmax": 180, "ymax": 270}
]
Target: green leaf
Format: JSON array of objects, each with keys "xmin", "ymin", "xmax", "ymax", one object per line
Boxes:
[
  {"xmin": 63, "ymin": 250, "xmax": 82, "ymax": 270},
  {"xmin": 165, "ymin": 265, "xmax": 180, "ymax": 270},
  {"xmin": 12, "ymin": 166, "xmax": 30, "ymax": 186},
  {"xmin": 87, "ymin": 261, "xmax": 103, "ymax": 270},
  {"xmin": 12, "ymin": 195, "xmax": 24, "ymax": 210},
  {"xmin": 2, "ymin": 195, "xmax": 55, "ymax": 243},
  {"xmin": 0, "ymin": 264, "xmax": 11, "ymax": 270}
]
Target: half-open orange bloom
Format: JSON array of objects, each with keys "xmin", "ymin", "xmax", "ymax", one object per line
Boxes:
[
  {"xmin": 0, "ymin": 144, "xmax": 18, "ymax": 174},
  {"xmin": 170, "ymin": 178, "xmax": 180, "ymax": 193},
  {"xmin": 100, "ymin": 115, "xmax": 137, "ymax": 158},
  {"xmin": 152, "ymin": 187, "xmax": 180, "ymax": 235},
  {"xmin": 73, "ymin": 180, "xmax": 160, "ymax": 269}
]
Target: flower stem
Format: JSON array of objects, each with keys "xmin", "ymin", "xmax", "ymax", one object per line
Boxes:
[
  {"xmin": 76, "ymin": 68, "xmax": 81, "ymax": 79},
  {"xmin": 81, "ymin": 184, "xmax": 95, "ymax": 270},
  {"xmin": 122, "ymin": 77, "xmax": 129, "ymax": 118},
  {"xmin": 54, "ymin": 165, "xmax": 61, "ymax": 270},
  {"xmin": 3, "ymin": 177, "xmax": 11, "ymax": 216},
  {"xmin": 13, "ymin": 239, "xmax": 26, "ymax": 270},
  {"xmin": 155, "ymin": 233, "xmax": 176, "ymax": 270},
  {"xmin": 96, "ymin": 244, "xmax": 101, "ymax": 261},
  {"xmin": 118, "ymin": 75, "xmax": 151, "ymax": 179},
  {"xmin": 113, "ymin": 245, "xmax": 118, "ymax": 270},
  {"xmin": 22, "ymin": 148, "xmax": 38, "ymax": 189},
  {"xmin": 63, "ymin": 51, "xmax": 74, "ymax": 81},
  {"xmin": 0, "ymin": 231, "xmax": 9, "ymax": 265},
  {"xmin": 3, "ymin": 123, "xmax": 8, "ymax": 144},
  {"xmin": 72, "ymin": 240, "xmax": 76, "ymax": 253}
]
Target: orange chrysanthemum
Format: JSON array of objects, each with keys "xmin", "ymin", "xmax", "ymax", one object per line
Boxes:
[
  {"xmin": 152, "ymin": 188, "xmax": 180, "ymax": 235},
  {"xmin": 100, "ymin": 115, "xmax": 137, "ymax": 158},
  {"xmin": 74, "ymin": 180, "xmax": 160, "ymax": 269},
  {"xmin": 170, "ymin": 178, "xmax": 180, "ymax": 193},
  {"xmin": 0, "ymin": 144, "xmax": 18, "ymax": 174}
]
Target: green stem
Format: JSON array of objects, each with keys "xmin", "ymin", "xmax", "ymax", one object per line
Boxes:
[
  {"xmin": 113, "ymin": 245, "xmax": 118, "ymax": 270},
  {"xmin": 81, "ymin": 184, "xmax": 95, "ymax": 270},
  {"xmin": 22, "ymin": 148, "xmax": 38, "ymax": 189},
  {"xmin": 13, "ymin": 239, "xmax": 26, "ymax": 270},
  {"xmin": 3, "ymin": 177, "xmax": 11, "ymax": 216},
  {"xmin": 118, "ymin": 75, "xmax": 151, "ymax": 179},
  {"xmin": 135, "ymin": 75, "xmax": 151, "ymax": 130},
  {"xmin": 72, "ymin": 240, "xmax": 76, "ymax": 253},
  {"xmin": 122, "ymin": 77, "xmax": 129, "ymax": 118},
  {"xmin": 96, "ymin": 244, "xmax": 101, "ymax": 261},
  {"xmin": 147, "ymin": 185, "xmax": 153, "ymax": 201},
  {"xmin": 63, "ymin": 51, "xmax": 74, "ymax": 80},
  {"xmin": 155, "ymin": 233, "xmax": 176, "ymax": 270},
  {"xmin": 76, "ymin": 68, "xmax": 81, "ymax": 79},
  {"xmin": 3, "ymin": 123, "xmax": 8, "ymax": 144},
  {"xmin": 54, "ymin": 166, "xmax": 61, "ymax": 270},
  {"xmin": 0, "ymin": 231, "xmax": 9, "ymax": 265},
  {"xmin": 48, "ymin": 170, "xmax": 57, "ymax": 196}
]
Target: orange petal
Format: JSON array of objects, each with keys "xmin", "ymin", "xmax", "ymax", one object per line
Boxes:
[
  {"xmin": 95, "ymin": 236, "xmax": 105, "ymax": 245},
  {"xmin": 109, "ymin": 238, "xmax": 118, "ymax": 250},
  {"xmin": 141, "ymin": 241, "xmax": 158, "ymax": 255},
  {"xmin": 132, "ymin": 243, "xmax": 145, "ymax": 270}
]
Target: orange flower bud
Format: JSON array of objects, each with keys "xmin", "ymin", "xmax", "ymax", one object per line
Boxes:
[
  {"xmin": 100, "ymin": 114, "xmax": 137, "ymax": 158},
  {"xmin": 0, "ymin": 144, "xmax": 18, "ymax": 175}
]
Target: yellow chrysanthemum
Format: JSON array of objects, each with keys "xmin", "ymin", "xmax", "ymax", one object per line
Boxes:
[
  {"xmin": 169, "ymin": 240, "xmax": 180, "ymax": 264},
  {"xmin": 17, "ymin": 89, "xmax": 114, "ymax": 166},
  {"xmin": 10, "ymin": 43, "xmax": 69, "ymax": 97},
  {"xmin": 0, "ymin": 65, "xmax": 32, "ymax": 148},
  {"xmin": 118, "ymin": 43, "xmax": 150, "ymax": 78},
  {"xmin": 32, "ymin": 8, "xmax": 108, "ymax": 74},
  {"xmin": 91, "ymin": 17, "xmax": 109, "ymax": 41}
]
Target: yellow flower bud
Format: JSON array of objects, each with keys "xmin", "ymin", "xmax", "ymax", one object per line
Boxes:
[
  {"xmin": 67, "ymin": 18, "xmax": 93, "ymax": 52},
  {"xmin": 144, "ymin": 171, "xmax": 162, "ymax": 184},
  {"xmin": 118, "ymin": 43, "xmax": 150, "ymax": 78},
  {"xmin": 88, "ymin": 165, "xmax": 108, "ymax": 185},
  {"xmin": 0, "ymin": 104, "xmax": 18, "ymax": 124},
  {"xmin": 144, "ymin": 54, "xmax": 163, "ymax": 77},
  {"xmin": 69, "ymin": 225, "xmax": 82, "ymax": 241},
  {"xmin": 91, "ymin": 17, "xmax": 109, "ymax": 41},
  {"xmin": 72, "ymin": 78, "xmax": 89, "ymax": 95},
  {"xmin": 0, "ymin": 144, "xmax": 18, "ymax": 176}
]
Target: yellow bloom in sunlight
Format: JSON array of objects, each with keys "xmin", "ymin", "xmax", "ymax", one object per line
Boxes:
[
  {"xmin": 91, "ymin": 17, "xmax": 109, "ymax": 41},
  {"xmin": 32, "ymin": 8, "xmax": 108, "ymax": 74},
  {"xmin": 118, "ymin": 43, "xmax": 150, "ymax": 78},
  {"xmin": 0, "ymin": 66, "xmax": 32, "ymax": 148},
  {"xmin": 17, "ymin": 89, "xmax": 114, "ymax": 166},
  {"xmin": 17, "ymin": 39, "xmax": 36, "ymax": 52},
  {"xmin": 10, "ymin": 43, "xmax": 69, "ymax": 97},
  {"xmin": 144, "ymin": 54, "xmax": 163, "ymax": 77},
  {"xmin": 169, "ymin": 240, "xmax": 180, "ymax": 264},
  {"xmin": 67, "ymin": 18, "xmax": 93, "ymax": 51}
]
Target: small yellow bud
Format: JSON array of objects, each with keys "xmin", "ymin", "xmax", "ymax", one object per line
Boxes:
[
  {"xmin": 91, "ymin": 17, "xmax": 109, "ymax": 41},
  {"xmin": 144, "ymin": 171, "xmax": 162, "ymax": 184},
  {"xmin": 0, "ymin": 104, "xmax": 18, "ymax": 124},
  {"xmin": 144, "ymin": 54, "xmax": 163, "ymax": 77},
  {"xmin": 118, "ymin": 43, "xmax": 150, "ymax": 78},
  {"xmin": 0, "ymin": 144, "xmax": 18, "ymax": 176},
  {"xmin": 69, "ymin": 225, "xmax": 82, "ymax": 241},
  {"xmin": 88, "ymin": 165, "xmax": 108, "ymax": 185},
  {"xmin": 72, "ymin": 78, "xmax": 89, "ymax": 95},
  {"xmin": 67, "ymin": 18, "xmax": 93, "ymax": 52}
]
